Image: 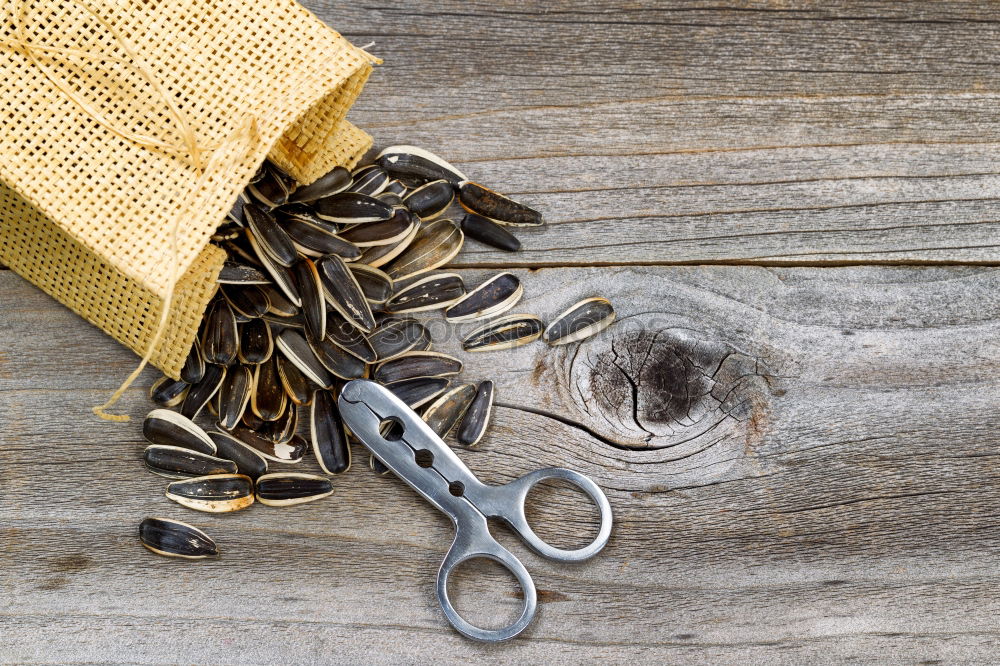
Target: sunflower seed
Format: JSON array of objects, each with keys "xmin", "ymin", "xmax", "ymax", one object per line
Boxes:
[
  {"xmin": 375, "ymin": 145, "xmax": 467, "ymax": 184},
  {"xmin": 143, "ymin": 445, "xmax": 238, "ymax": 479},
  {"xmin": 290, "ymin": 257, "xmax": 326, "ymax": 343},
  {"xmin": 325, "ymin": 316, "xmax": 378, "ymax": 363},
  {"xmin": 260, "ymin": 284, "xmax": 298, "ymax": 317},
  {"xmin": 339, "ymin": 208, "xmax": 416, "ymax": 247},
  {"xmin": 311, "ymin": 389, "xmax": 351, "ymax": 475},
  {"xmin": 245, "ymin": 203, "xmax": 298, "ymax": 267},
  {"xmin": 208, "ymin": 430, "xmax": 268, "ymax": 479},
  {"xmin": 165, "ymin": 474, "xmax": 255, "ymax": 513},
  {"xmin": 201, "ymin": 299, "xmax": 238, "ymax": 365},
  {"xmin": 457, "ymin": 380, "xmax": 494, "ymax": 447},
  {"xmin": 277, "ymin": 355, "xmax": 314, "ymax": 406},
  {"xmin": 277, "ymin": 204, "xmax": 362, "ymax": 260},
  {"xmin": 314, "ymin": 192, "xmax": 394, "ymax": 224},
  {"xmin": 262, "ymin": 402, "xmax": 298, "ymax": 444},
  {"xmin": 247, "ymin": 162, "xmax": 296, "ymax": 208},
  {"xmin": 384, "ymin": 377, "xmax": 451, "ymax": 409},
  {"xmin": 543, "ymin": 297, "xmax": 616, "ymax": 345},
  {"xmin": 217, "ymin": 365, "xmax": 253, "ymax": 431},
  {"xmin": 347, "ymin": 166, "xmax": 390, "ymax": 196},
  {"xmin": 317, "ymin": 254, "xmax": 376, "ymax": 333},
  {"xmin": 368, "ymin": 317, "xmax": 429, "ymax": 361},
  {"xmin": 288, "ymin": 166, "xmax": 352, "ymax": 203},
  {"xmin": 460, "ymin": 213, "xmax": 521, "ymax": 252},
  {"xmin": 370, "ymin": 454, "xmax": 390, "ymax": 476},
  {"xmin": 384, "ymin": 273, "xmax": 465, "ymax": 314},
  {"xmin": 142, "ymin": 409, "xmax": 216, "ymax": 455},
  {"xmin": 256, "ymin": 473, "xmax": 334, "ymax": 507},
  {"xmin": 227, "ymin": 191, "xmax": 252, "ymax": 226},
  {"xmin": 180, "ymin": 341, "xmax": 206, "ymax": 384},
  {"xmin": 422, "ymin": 383, "xmax": 477, "ymax": 437},
  {"xmin": 181, "ymin": 363, "xmax": 226, "ymax": 419},
  {"xmin": 403, "ymin": 180, "xmax": 454, "ymax": 220},
  {"xmin": 357, "ymin": 219, "xmax": 420, "ymax": 268},
  {"xmin": 150, "ymin": 376, "xmax": 189, "ymax": 408},
  {"xmin": 457, "ymin": 181, "xmax": 542, "ymax": 227},
  {"xmin": 373, "ymin": 351, "xmax": 463, "ymax": 384},
  {"xmin": 222, "ymin": 284, "xmax": 269, "ymax": 318},
  {"xmin": 275, "ymin": 329, "xmax": 335, "ymax": 389},
  {"xmin": 385, "ymin": 219, "xmax": 463, "ymax": 281},
  {"xmin": 218, "ymin": 261, "xmax": 270, "ymax": 284},
  {"xmin": 309, "ymin": 336, "xmax": 367, "ymax": 380},
  {"xmin": 245, "ymin": 228, "xmax": 301, "ymax": 307},
  {"xmin": 238, "ymin": 318, "xmax": 273, "ymax": 364},
  {"xmin": 349, "ymin": 264, "xmax": 394, "ymax": 304},
  {"xmin": 252, "ymin": 355, "xmax": 287, "ymax": 422},
  {"xmin": 462, "ymin": 314, "xmax": 543, "ymax": 352},
  {"xmin": 444, "ymin": 272, "xmax": 522, "ymax": 322},
  {"xmin": 139, "ymin": 517, "xmax": 218, "ymax": 559},
  {"xmin": 229, "ymin": 426, "xmax": 308, "ymax": 463}
]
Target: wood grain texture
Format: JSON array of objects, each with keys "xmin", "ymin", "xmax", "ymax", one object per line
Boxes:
[
  {"xmin": 3, "ymin": 267, "xmax": 1000, "ymax": 663},
  {"xmin": 3, "ymin": 1, "xmax": 1000, "ymax": 663},
  {"xmin": 323, "ymin": 0, "xmax": 1000, "ymax": 265}
]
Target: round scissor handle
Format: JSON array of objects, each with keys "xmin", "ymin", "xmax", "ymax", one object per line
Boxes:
[
  {"xmin": 499, "ymin": 467, "xmax": 613, "ymax": 562},
  {"xmin": 436, "ymin": 529, "xmax": 537, "ymax": 642}
]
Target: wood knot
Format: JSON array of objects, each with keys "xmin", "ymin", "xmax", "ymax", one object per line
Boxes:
[{"xmin": 569, "ymin": 322, "xmax": 775, "ymax": 451}]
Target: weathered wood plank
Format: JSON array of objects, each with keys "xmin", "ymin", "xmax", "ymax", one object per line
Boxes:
[
  {"xmin": 315, "ymin": 0, "xmax": 1000, "ymax": 264},
  {"xmin": 2, "ymin": 266, "xmax": 999, "ymax": 662}
]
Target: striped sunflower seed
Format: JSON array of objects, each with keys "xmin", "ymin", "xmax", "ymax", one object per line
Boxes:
[
  {"xmin": 373, "ymin": 351, "xmax": 463, "ymax": 384},
  {"xmin": 288, "ymin": 166, "xmax": 352, "ymax": 203},
  {"xmin": 216, "ymin": 365, "xmax": 253, "ymax": 431},
  {"xmin": 251, "ymin": 355, "xmax": 288, "ymax": 422},
  {"xmin": 314, "ymin": 192, "xmax": 394, "ymax": 224},
  {"xmin": 357, "ymin": 220, "xmax": 420, "ymax": 268},
  {"xmin": 339, "ymin": 207, "xmax": 416, "ymax": 247},
  {"xmin": 165, "ymin": 474, "xmax": 255, "ymax": 513},
  {"xmin": 422, "ymin": 383, "xmax": 477, "ymax": 437},
  {"xmin": 402, "ymin": 180, "xmax": 454, "ymax": 220},
  {"xmin": 275, "ymin": 329, "xmax": 335, "ymax": 389},
  {"xmin": 384, "ymin": 272, "xmax": 465, "ymax": 314},
  {"xmin": 460, "ymin": 213, "xmax": 521, "ymax": 253},
  {"xmin": 311, "ymin": 389, "xmax": 351, "ymax": 475},
  {"xmin": 143, "ymin": 445, "xmax": 238, "ymax": 479},
  {"xmin": 457, "ymin": 380, "xmax": 495, "ymax": 447},
  {"xmin": 317, "ymin": 254, "xmax": 376, "ymax": 333},
  {"xmin": 228, "ymin": 426, "xmax": 308, "ymax": 464},
  {"xmin": 244, "ymin": 203, "xmax": 298, "ymax": 267},
  {"xmin": 385, "ymin": 218, "xmax": 463, "ymax": 281},
  {"xmin": 149, "ymin": 376, "xmax": 189, "ymax": 409},
  {"xmin": 462, "ymin": 314, "xmax": 543, "ymax": 352},
  {"xmin": 181, "ymin": 363, "xmax": 226, "ymax": 419},
  {"xmin": 543, "ymin": 297, "xmax": 616, "ymax": 346},
  {"xmin": 256, "ymin": 473, "xmax": 334, "ymax": 507},
  {"xmin": 237, "ymin": 318, "xmax": 273, "ymax": 364},
  {"xmin": 457, "ymin": 181, "xmax": 542, "ymax": 227},
  {"xmin": 208, "ymin": 430, "xmax": 269, "ymax": 480},
  {"xmin": 139, "ymin": 517, "xmax": 218, "ymax": 559},
  {"xmin": 349, "ymin": 263, "xmax": 394, "ymax": 304},
  {"xmin": 143, "ymin": 409, "xmax": 216, "ymax": 455},
  {"xmin": 384, "ymin": 377, "xmax": 451, "ymax": 409},
  {"xmin": 375, "ymin": 145, "xmax": 467, "ymax": 185},
  {"xmin": 444, "ymin": 272, "xmax": 522, "ymax": 322}
]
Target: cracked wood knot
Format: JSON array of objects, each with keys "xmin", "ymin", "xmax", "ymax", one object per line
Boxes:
[{"xmin": 570, "ymin": 324, "xmax": 776, "ymax": 451}]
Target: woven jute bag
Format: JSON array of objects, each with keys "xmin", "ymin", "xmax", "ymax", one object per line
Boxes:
[{"xmin": 0, "ymin": 0, "xmax": 376, "ymax": 418}]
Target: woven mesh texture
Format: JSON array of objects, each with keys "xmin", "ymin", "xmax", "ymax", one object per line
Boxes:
[{"xmin": 0, "ymin": 0, "xmax": 374, "ymax": 376}]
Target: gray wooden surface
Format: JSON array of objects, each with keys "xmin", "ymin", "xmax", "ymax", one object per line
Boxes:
[{"xmin": 3, "ymin": 1, "xmax": 1000, "ymax": 664}]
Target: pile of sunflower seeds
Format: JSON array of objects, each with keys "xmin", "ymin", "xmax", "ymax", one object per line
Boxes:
[{"xmin": 138, "ymin": 145, "xmax": 617, "ymax": 559}]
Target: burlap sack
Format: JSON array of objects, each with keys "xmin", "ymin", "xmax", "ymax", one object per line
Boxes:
[{"xmin": 0, "ymin": 0, "xmax": 375, "ymax": 389}]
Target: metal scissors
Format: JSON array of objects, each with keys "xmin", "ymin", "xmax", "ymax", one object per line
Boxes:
[{"xmin": 338, "ymin": 379, "xmax": 613, "ymax": 642}]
